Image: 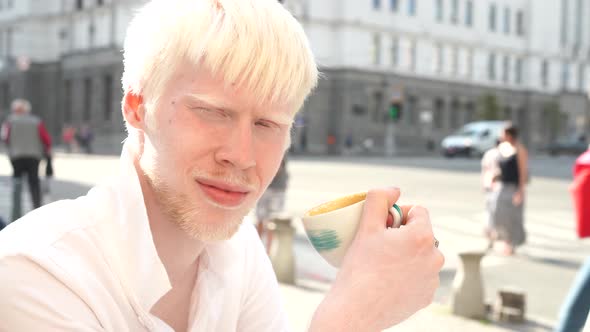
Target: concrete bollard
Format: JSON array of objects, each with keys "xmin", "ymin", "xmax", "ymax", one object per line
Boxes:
[
  {"xmin": 267, "ymin": 215, "xmax": 296, "ymax": 285},
  {"xmin": 494, "ymin": 287, "xmax": 526, "ymax": 323},
  {"xmin": 451, "ymin": 250, "xmax": 487, "ymax": 320}
]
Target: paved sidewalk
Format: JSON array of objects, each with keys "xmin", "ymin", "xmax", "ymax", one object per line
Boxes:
[
  {"xmin": 279, "ymin": 283, "xmax": 557, "ymax": 332},
  {"xmin": 280, "ymin": 284, "xmax": 552, "ymax": 332}
]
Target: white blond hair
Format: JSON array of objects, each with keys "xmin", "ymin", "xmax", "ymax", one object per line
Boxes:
[{"xmin": 122, "ymin": 0, "xmax": 318, "ymax": 119}]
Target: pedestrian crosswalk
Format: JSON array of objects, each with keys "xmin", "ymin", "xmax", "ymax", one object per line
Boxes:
[{"xmin": 433, "ymin": 208, "xmax": 586, "ymax": 265}]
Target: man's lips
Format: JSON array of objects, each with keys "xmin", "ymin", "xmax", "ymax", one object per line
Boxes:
[{"xmin": 196, "ymin": 179, "xmax": 252, "ymax": 207}]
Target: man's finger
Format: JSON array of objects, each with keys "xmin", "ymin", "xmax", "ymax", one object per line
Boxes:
[
  {"xmin": 358, "ymin": 187, "xmax": 400, "ymax": 235},
  {"xmin": 400, "ymin": 205, "xmax": 437, "ymax": 248}
]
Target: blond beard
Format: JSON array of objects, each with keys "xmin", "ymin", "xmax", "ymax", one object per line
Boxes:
[{"xmin": 144, "ymin": 170, "xmax": 247, "ymax": 242}]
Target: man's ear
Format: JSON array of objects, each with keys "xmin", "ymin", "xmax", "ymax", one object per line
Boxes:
[{"xmin": 122, "ymin": 91, "xmax": 146, "ymax": 130}]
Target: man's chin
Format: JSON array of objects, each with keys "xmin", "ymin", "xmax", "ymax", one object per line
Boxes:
[{"xmin": 180, "ymin": 216, "xmax": 244, "ymax": 243}]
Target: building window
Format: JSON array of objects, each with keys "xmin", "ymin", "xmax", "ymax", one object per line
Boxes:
[
  {"xmin": 504, "ymin": 107, "xmax": 512, "ymax": 121},
  {"xmin": 465, "ymin": 102, "xmax": 475, "ymax": 123},
  {"xmin": 88, "ymin": 23, "xmax": 95, "ymax": 48},
  {"xmin": 465, "ymin": 49, "xmax": 474, "ymax": 78},
  {"xmin": 541, "ymin": 60, "xmax": 549, "ymax": 87},
  {"xmin": 562, "ymin": 62, "xmax": 570, "ymax": 90},
  {"xmin": 465, "ymin": 0, "xmax": 474, "ymax": 26},
  {"xmin": 488, "ymin": 53, "xmax": 496, "ymax": 80},
  {"xmin": 408, "ymin": 0, "xmax": 416, "ymax": 16},
  {"xmin": 104, "ymin": 75, "xmax": 113, "ymax": 120},
  {"xmin": 489, "ymin": 4, "xmax": 497, "ymax": 31},
  {"xmin": 59, "ymin": 28, "xmax": 68, "ymax": 40},
  {"xmin": 435, "ymin": 0, "xmax": 443, "ymax": 22},
  {"xmin": 373, "ymin": 0, "xmax": 381, "ymax": 10},
  {"xmin": 502, "ymin": 55, "xmax": 510, "ymax": 83},
  {"xmin": 390, "ymin": 0, "xmax": 398, "ymax": 12},
  {"xmin": 451, "ymin": 0, "xmax": 459, "ymax": 24},
  {"xmin": 6, "ymin": 28, "xmax": 12, "ymax": 57},
  {"xmin": 407, "ymin": 96, "xmax": 418, "ymax": 126},
  {"xmin": 575, "ymin": 0, "xmax": 582, "ymax": 47},
  {"xmin": 434, "ymin": 98, "xmax": 444, "ymax": 129},
  {"xmin": 451, "ymin": 47, "xmax": 459, "ymax": 75},
  {"xmin": 503, "ymin": 7, "xmax": 511, "ymax": 34},
  {"xmin": 83, "ymin": 78, "xmax": 92, "ymax": 121},
  {"xmin": 391, "ymin": 36, "xmax": 399, "ymax": 67},
  {"xmin": 560, "ymin": 0, "xmax": 568, "ymax": 47},
  {"xmin": 76, "ymin": 0, "xmax": 84, "ymax": 10},
  {"xmin": 0, "ymin": 31, "xmax": 4, "ymax": 57},
  {"xmin": 516, "ymin": 10, "xmax": 525, "ymax": 36},
  {"xmin": 434, "ymin": 44, "xmax": 444, "ymax": 73},
  {"xmin": 373, "ymin": 91, "xmax": 384, "ymax": 122},
  {"xmin": 578, "ymin": 64, "xmax": 585, "ymax": 91},
  {"xmin": 372, "ymin": 33, "xmax": 381, "ymax": 65},
  {"xmin": 450, "ymin": 99, "xmax": 460, "ymax": 129},
  {"xmin": 1, "ymin": 82, "xmax": 10, "ymax": 110},
  {"xmin": 515, "ymin": 58, "xmax": 523, "ymax": 84},
  {"xmin": 408, "ymin": 40, "xmax": 416, "ymax": 71}
]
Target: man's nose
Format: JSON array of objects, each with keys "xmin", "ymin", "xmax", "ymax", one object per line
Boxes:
[{"xmin": 215, "ymin": 122, "xmax": 256, "ymax": 170}]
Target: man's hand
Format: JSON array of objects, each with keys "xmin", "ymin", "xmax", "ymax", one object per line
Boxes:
[{"xmin": 309, "ymin": 187, "xmax": 444, "ymax": 332}]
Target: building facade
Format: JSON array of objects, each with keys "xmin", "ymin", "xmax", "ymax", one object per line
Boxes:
[
  {"xmin": 0, "ymin": 0, "xmax": 587, "ymax": 154},
  {"xmin": 0, "ymin": 0, "xmax": 141, "ymax": 145},
  {"xmin": 286, "ymin": 0, "xmax": 590, "ymax": 154}
]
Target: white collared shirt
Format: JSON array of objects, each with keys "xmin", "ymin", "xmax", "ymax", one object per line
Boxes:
[{"xmin": 0, "ymin": 145, "xmax": 289, "ymax": 331}]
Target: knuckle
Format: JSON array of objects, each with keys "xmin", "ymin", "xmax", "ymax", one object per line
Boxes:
[
  {"xmin": 413, "ymin": 230, "xmax": 432, "ymax": 248},
  {"xmin": 366, "ymin": 188, "xmax": 385, "ymax": 200},
  {"xmin": 409, "ymin": 205, "xmax": 429, "ymax": 218},
  {"xmin": 437, "ymin": 251, "xmax": 445, "ymax": 269}
]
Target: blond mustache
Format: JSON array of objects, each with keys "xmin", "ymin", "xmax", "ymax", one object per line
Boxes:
[{"xmin": 191, "ymin": 169, "xmax": 258, "ymax": 192}]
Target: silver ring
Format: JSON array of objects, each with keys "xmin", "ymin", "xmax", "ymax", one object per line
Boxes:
[{"xmin": 434, "ymin": 238, "xmax": 439, "ymax": 248}]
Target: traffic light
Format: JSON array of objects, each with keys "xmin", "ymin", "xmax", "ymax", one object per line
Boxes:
[{"xmin": 389, "ymin": 101, "xmax": 403, "ymax": 122}]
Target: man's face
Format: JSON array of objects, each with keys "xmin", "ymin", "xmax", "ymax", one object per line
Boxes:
[
  {"xmin": 13, "ymin": 105, "xmax": 25, "ymax": 115},
  {"xmin": 139, "ymin": 65, "xmax": 294, "ymax": 242}
]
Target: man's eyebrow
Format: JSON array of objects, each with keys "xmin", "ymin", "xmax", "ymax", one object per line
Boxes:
[
  {"xmin": 183, "ymin": 94, "xmax": 231, "ymax": 110},
  {"xmin": 183, "ymin": 93, "xmax": 294, "ymax": 125}
]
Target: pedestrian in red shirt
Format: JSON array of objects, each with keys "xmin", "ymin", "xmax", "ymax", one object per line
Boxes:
[{"xmin": 0, "ymin": 99, "xmax": 51, "ymax": 221}]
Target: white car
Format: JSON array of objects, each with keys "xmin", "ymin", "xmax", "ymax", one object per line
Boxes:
[{"xmin": 441, "ymin": 121, "xmax": 506, "ymax": 158}]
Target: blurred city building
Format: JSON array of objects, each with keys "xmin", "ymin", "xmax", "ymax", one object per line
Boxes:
[
  {"xmin": 0, "ymin": 0, "xmax": 139, "ymax": 147},
  {"xmin": 0, "ymin": 0, "xmax": 587, "ymax": 155},
  {"xmin": 286, "ymin": 0, "xmax": 590, "ymax": 154}
]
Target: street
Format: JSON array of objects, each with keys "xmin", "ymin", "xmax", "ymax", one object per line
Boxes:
[{"xmin": 0, "ymin": 151, "xmax": 587, "ymax": 328}]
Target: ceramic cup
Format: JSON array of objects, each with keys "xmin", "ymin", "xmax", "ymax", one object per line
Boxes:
[{"xmin": 301, "ymin": 192, "xmax": 403, "ymax": 268}]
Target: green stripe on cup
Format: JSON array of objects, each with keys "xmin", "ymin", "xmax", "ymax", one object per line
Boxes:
[{"xmin": 308, "ymin": 229, "xmax": 341, "ymax": 251}]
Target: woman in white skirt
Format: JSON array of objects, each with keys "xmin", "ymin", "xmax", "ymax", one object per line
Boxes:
[{"xmin": 491, "ymin": 123, "xmax": 529, "ymax": 255}]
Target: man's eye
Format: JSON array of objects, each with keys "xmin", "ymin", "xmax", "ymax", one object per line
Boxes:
[
  {"xmin": 255, "ymin": 120, "xmax": 278, "ymax": 129},
  {"xmin": 194, "ymin": 107, "xmax": 228, "ymax": 119}
]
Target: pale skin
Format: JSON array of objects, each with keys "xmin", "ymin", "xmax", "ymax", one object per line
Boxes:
[{"xmin": 123, "ymin": 64, "xmax": 444, "ymax": 331}]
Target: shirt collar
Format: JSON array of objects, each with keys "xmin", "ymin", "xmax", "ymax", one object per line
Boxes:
[{"xmin": 113, "ymin": 143, "xmax": 172, "ymax": 311}]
